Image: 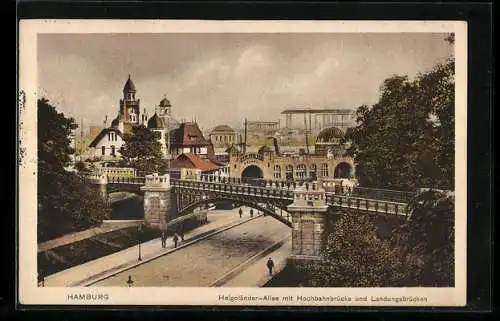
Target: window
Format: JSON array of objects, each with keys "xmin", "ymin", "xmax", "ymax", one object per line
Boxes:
[
  {"xmin": 111, "ymin": 145, "xmax": 116, "ymax": 156},
  {"xmin": 101, "ymin": 146, "xmax": 105, "ymax": 156},
  {"xmin": 274, "ymin": 165, "xmax": 281, "ymax": 179},
  {"xmin": 310, "ymin": 164, "xmax": 317, "ymax": 179},
  {"xmin": 215, "ymin": 136, "xmax": 218, "ymax": 141},
  {"xmin": 296, "ymin": 164, "xmax": 306, "ymax": 179},
  {"xmin": 321, "ymin": 163, "xmax": 329, "ymax": 177},
  {"xmin": 285, "ymin": 165, "xmax": 293, "ymax": 181}
]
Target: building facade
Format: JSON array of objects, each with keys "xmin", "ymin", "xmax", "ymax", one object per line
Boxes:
[
  {"xmin": 147, "ymin": 96, "xmax": 180, "ymax": 158},
  {"xmin": 246, "ymin": 120, "xmax": 279, "ymax": 132},
  {"xmin": 209, "ymin": 125, "xmax": 238, "ymax": 148},
  {"xmin": 228, "ymin": 126, "xmax": 355, "ymax": 181},
  {"xmin": 88, "ymin": 75, "xmax": 149, "ymax": 161}
]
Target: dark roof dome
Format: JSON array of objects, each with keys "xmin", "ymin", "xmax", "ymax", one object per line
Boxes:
[
  {"xmin": 147, "ymin": 113, "xmax": 181, "ymax": 130},
  {"xmin": 258, "ymin": 145, "xmax": 273, "ymax": 154},
  {"xmin": 123, "ymin": 75, "xmax": 136, "ymax": 92},
  {"xmin": 111, "ymin": 116, "xmax": 119, "ymax": 127},
  {"xmin": 212, "ymin": 125, "xmax": 235, "ymax": 132},
  {"xmin": 316, "ymin": 127, "xmax": 344, "ymax": 143},
  {"xmin": 147, "ymin": 113, "xmax": 164, "ymax": 129},
  {"xmin": 159, "ymin": 97, "xmax": 171, "ymax": 107}
]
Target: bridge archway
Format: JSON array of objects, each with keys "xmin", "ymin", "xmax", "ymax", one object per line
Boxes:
[
  {"xmin": 241, "ymin": 165, "xmax": 264, "ymax": 179},
  {"xmin": 177, "ymin": 196, "xmax": 292, "ymax": 227},
  {"xmin": 108, "ymin": 192, "xmax": 144, "ymax": 220},
  {"xmin": 334, "ymin": 162, "xmax": 353, "ymax": 179}
]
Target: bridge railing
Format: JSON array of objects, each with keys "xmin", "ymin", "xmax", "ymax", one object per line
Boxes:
[
  {"xmin": 171, "ymin": 179, "xmax": 295, "ymax": 200},
  {"xmin": 327, "ymin": 194, "xmax": 408, "ymax": 216},
  {"xmin": 351, "ymin": 186, "xmax": 415, "ymax": 203},
  {"xmin": 107, "ymin": 176, "xmax": 146, "ymax": 185}
]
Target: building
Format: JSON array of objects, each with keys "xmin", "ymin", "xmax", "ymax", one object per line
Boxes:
[
  {"xmin": 147, "ymin": 96, "xmax": 180, "ymax": 158},
  {"xmin": 280, "ymin": 108, "xmax": 356, "ymax": 135},
  {"xmin": 170, "ymin": 122, "xmax": 213, "ymax": 159},
  {"xmin": 314, "ymin": 126, "xmax": 348, "ymax": 156},
  {"xmin": 170, "ymin": 153, "xmax": 229, "ymax": 178},
  {"xmin": 88, "ymin": 75, "xmax": 148, "ymax": 162},
  {"xmin": 246, "ymin": 120, "xmax": 279, "ymax": 132},
  {"xmin": 228, "ymin": 126, "xmax": 355, "ymax": 181},
  {"xmin": 209, "ymin": 125, "xmax": 238, "ymax": 148}
]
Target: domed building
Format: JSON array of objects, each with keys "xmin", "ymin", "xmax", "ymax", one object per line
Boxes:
[
  {"xmin": 315, "ymin": 126, "xmax": 346, "ymax": 156},
  {"xmin": 147, "ymin": 96, "xmax": 180, "ymax": 158},
  {"xmin": 209, "ymin": 125, "xmax": 238, "ymax": 148}
]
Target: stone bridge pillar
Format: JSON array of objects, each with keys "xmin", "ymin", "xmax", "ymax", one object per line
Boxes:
[
  {"xmin": 287, "ymin": 182, "xmax": 328, "ymax": 262},
  {"xmin": 87, "ymin": 173, "xmax": 108, "ymax": 202},
  {"xmin": 140, "ymin": 173, "xmax": 173, "ymax": 230}
]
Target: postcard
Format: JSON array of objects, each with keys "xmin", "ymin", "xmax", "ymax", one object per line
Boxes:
[{"xmin": 18, "ymin": 19, "xmax": 467, "ymax": 306}]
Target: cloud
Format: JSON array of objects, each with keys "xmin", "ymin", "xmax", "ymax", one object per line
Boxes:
[{"xmin": 38, "ymin": 33, "xmax": 453, "ymax": 130}]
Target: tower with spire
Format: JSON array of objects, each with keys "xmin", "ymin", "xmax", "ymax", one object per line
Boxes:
[{"xmin": 119, "ymin": 75, "xmax": 141, "ymax": 125}]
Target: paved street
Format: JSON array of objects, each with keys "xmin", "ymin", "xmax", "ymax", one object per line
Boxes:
[
  {"xmin": 220, "ymin": 236, "xmax": 292, "ymax": 287},
  {"xmin": 91, "ymin": 215, "xmax": 290, "ymax": 287},
  {"xmin": 45, "ymin": 208, "xmax": 254, "ymax": 287}
]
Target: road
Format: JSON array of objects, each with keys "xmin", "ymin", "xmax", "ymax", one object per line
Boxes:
[
  {"xmin": 45, "ymin": 209, "xmax": 246, "ymax": 287},
  {"xmin": 91, "ymin": 215, "xmax": 290, "ymax": 287}
]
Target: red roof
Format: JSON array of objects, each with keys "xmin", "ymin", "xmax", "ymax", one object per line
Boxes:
[
  {"xmin": 171, "ymin": 153, "xmax": 220, "ymax": 172},
  {"xmin": 171, "ymin": 122, "xmax": 210, "ymax": 147}
]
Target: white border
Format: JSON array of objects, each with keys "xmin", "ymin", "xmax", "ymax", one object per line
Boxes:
[{"xmin": 18, "ymin": 20, "xmax": 467, "ymax": 306}]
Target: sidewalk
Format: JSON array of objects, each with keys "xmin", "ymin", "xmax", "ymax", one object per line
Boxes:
[
  {"xmin": 44, "ymin": 210, "xmax": 246, "ymax": 287},
  {"xmin": 220, "ymin": 237, "xmax": 292, "ymax": 287},
  {"xmin": 38, "ymin": 221, "xmax": 141, "ymax": 253}
]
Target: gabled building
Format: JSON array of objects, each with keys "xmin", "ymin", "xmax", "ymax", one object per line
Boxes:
[
  {"xmin": 88, "ymin": 75, "xmax": 148, "ymax": 161},
  {"xmin": 170, "ymin": 153, "xmax": 229, "ymax": 178},
  {"xmin": 170, "ymin": 122, "xmax": 212, "ymax": 159}
]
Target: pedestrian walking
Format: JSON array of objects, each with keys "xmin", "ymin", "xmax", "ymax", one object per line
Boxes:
[
  {"xmin": 266, "ymin": 257, "xmax": 275, "ymax": 276},
  {"xmin": 173, "ymin": 233, "xmax": 179, "ymax": 248},
  {"xmin": 126, "ymin": 275, "xmax": 134, "ymax": 287},
  {"xmin": 180, "ymin": 230, "xmax": 185, "ymax": 242},
  {"xmin": 238, "ymin": 208, "xmax": 243, "ymax": 218},
  {"xmin": 161, "ymin": 231, "xmax": 166, "ymax": 248},
  {"xmin": 250, "ymin": 209, "xmax": 254, "ymax": 218}
]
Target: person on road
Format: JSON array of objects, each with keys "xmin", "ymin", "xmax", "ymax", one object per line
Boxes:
[
  {"xmin": 250, "ymin": 209, "xmax": 254, "ymax": 218},
  {"xmin": 238, "ymin": 208, "xmax": 243, "ymax": 218},
  {"xmin": 173, "ymin": 233, "xmax": 179, "ymax": 248},
  {"xmin": 126, "ymin": 275, "xmax": 134, "ymax": 287},
  {"xmin": 179, "ymin": 230, "xmax": 185, "ymax": 242},
  {"xmin": 266, "ymin": 257, "xmax": 275, "ymax": 276},
  {"xmin": 161, "ymin": 231, "xmax": 166, "ymax": 248}
]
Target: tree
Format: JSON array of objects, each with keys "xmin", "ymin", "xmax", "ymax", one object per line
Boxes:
[
  {"xmin": 391, "ymin": 190, "xmax": 455, "ymax": 286},
  {"xmin": 298, "ymin": 209, "xmax": 406, "ymax": 287},
  {"xmin": 38, "ymin": 98, "xmax": 110, "ymax": 242},
  {"xmin": 346, "ymin": 37, "xmax": 454, "ymax": 190},
  {"xmin": 118, "ymin": 125, "xmax": 168, "ymax": 173}
]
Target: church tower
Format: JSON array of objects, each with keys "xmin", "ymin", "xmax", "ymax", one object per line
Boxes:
[
  {"xmin": 157, "ymin": 95, "xmax": 172, "ymax": 118},
  {"xmin": 119, "ymin": 75, "xmax": 141, "ymax": 125}
]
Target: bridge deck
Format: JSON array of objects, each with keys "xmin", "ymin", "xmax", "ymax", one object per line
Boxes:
[
  {"xmin": 92, "ymin": 175, "xmax": 412, "ymax": 217},
  {"xmin": 172, "ymin": 179, "xmax": 410, "ymax": 216}
]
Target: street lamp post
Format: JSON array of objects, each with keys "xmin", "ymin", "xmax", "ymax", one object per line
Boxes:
[
  {"xmin": 138, "ymin": 223, "xmax": 143, "ymax": 261},
  {"xmin": 202, "ymin": 195, "xmax": 208, "ymax": 223}
]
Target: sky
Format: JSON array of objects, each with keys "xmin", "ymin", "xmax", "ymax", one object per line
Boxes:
[{"xmin": 38, "ymin": 33, "xmax": 453, "ymax": 132}]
